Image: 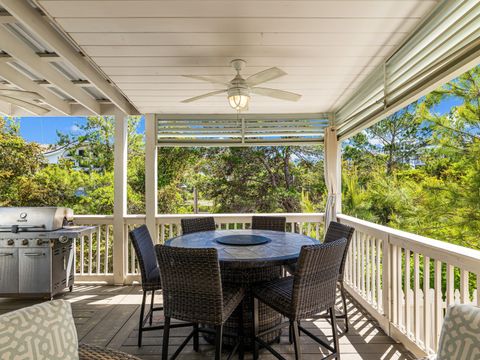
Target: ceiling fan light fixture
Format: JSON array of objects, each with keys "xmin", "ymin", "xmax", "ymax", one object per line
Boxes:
[{"xmin": 228, "ymin": 88, "xmax": 250, "ymax": 110}]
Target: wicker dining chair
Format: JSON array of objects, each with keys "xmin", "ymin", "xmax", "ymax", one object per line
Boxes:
[
  {"xmin": 181, "ymin": 217, "xmax": 216, "ymax": 235},
  {"xmin": 322, "ymin": 221, "xmax": 355, "ymax": 332},
  {"xmin": 156, "ymin": 245, "xmax": 245, "ymax": 360},
  {"xmin": 251, "ymin": 216, "xmax": 286, "ymax": 232},
  {"xmin": 285, "ymin": 221, "xmax": 355, "ymax": 332},
  {"xmin": 252, "ymin": 238, "xmax": 347, "ymax": 360},
  {"xmin": 129, "ymin": 225, "xmax": 191, "ymax": 347}
]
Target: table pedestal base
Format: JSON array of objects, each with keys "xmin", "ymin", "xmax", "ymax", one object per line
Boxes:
[{"xmin": 204, "ymin": 265, "xmax": 283, "ymax": 348}]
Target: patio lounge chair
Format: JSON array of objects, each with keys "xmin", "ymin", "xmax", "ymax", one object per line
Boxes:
[
  {"xmin": 419, "ymin": 304, "xmax": 480, "ymax": 360},
  {"xmin": 0, "ymin": 299, "xmax": 140, "ymax": 360},
  {"xmin": 251, "ymin": 237, "xmax": 347, "ymax": 360}
]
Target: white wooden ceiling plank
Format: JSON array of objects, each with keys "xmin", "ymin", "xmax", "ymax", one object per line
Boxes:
[
  {"xmin": 91, "ymin": 56, "xmax": 385, "ymax": 68},
  {"xmin": 70, "ymin": 32, "xmax": 407, "ymax": 47},
  {"xmin": 82, "ymin": 45, "xmax": 395, "ymax": 58},
  {"xmin": 99, "ymin": 66, "xmax": 377, "ymax": 76},
  {"xmin": 115, "ymin": 82, "xmax": 359, "ymax": 90},
  {"xmin": 108, "ymin": 75, "xmax": 364, "ymax": 84},
  {"xmin": 39, "ymin": 1, "xmax": 437, "ymax": 19},
  {"xmin": 123, "ymin": 90, "xmax": 347, "ymax": 97},
  {"xmin": 55, "ymin": 18, "xmax": 420, "ymax": 34}
]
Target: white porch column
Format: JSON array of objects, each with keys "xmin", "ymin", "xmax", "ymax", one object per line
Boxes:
[
  {"xmin": 323, "ymin": 126, "xmax": 342, "ymax": 226},
  {"xmin": 145, "ymin": 114, "xmax": 158, "ymax": 242},
  {"xmin": 113, "ymin": 113, "xmax": 128, "ymax": 285}
]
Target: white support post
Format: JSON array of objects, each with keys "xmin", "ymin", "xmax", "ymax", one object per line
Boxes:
[
  {"xmin": 323, "ymin": 126, "xmax": 342, "ymax": 223},
  {"xmin": 145, "ymin": 114, "xmax": 158, "ymax": 242},
  {"xmin": 113, "ymin": 113, "xmax": 128, "ymax": 285}
]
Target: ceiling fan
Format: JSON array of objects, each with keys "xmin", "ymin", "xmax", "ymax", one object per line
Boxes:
[
  {"xmin": 0, "ymin": 87, "xmax": 49, "ymax": 115},
  {"xmin": 181, "ymin": 59, "xmax": 302, "ymax": 111}
]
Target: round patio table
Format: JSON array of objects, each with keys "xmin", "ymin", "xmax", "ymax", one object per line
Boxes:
[{"xmin": 165, "ymin": 229, "xmax": 318, "ymax": 347}]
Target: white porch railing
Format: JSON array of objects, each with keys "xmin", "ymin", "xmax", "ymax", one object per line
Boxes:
[
  {"xmin": 73, "ymin": 213, "xmax": 325, "ymax": 283},
  {"xmin": 337, "ymin": 214, "xmax": 480, "ymax": 357},
  {"xmin": 72, "ymin": 212, "xmax": 480, "ymax": 357}
]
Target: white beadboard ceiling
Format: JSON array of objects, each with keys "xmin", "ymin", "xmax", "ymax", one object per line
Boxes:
[{"xmin": 37, "ymin": 0, "xmax": 439, "ymax": 114}]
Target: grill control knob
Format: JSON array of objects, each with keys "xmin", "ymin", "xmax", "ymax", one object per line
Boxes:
[
  {"xmin": 22, "ymin": 239, "xmax": 29, "ymax": 246},
  {"xmin": 58, "ymin": 235, "xmax": 68, "ymax": 244},
  {"xmin": 7, "ymin": 239, "xmax": 14, "ymax": 246}
]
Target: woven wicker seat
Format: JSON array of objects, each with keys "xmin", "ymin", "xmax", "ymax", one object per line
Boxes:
[
  {"xmin": 156, "ymin": 245, "xmax": 245, "ymax": 360},
  {"xmin": 285, "ymin": 221, "xmax": 355, "ymax": 332},
  {"xmin": 129, "ymin": 225, "xmax": 191, "ymax": 347},
  {"xmin": 252, "ymin": 238, "xmax": 347, "ymax": 360},
  {"xmin": 181, "ymin": 217, "xmax": 216, "ymax": 234},
  {"xmin": 251, "ymin": 216, "xmax": 286, "ymax": 232},
  {"xmin": 79, "ymin": 343, "xmax": 141, "ymax": 359}
]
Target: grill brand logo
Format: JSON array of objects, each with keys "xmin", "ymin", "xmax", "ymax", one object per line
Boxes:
[{"xmin": 17, "ymin": 212, "xmax": 28, "ymax": 222}]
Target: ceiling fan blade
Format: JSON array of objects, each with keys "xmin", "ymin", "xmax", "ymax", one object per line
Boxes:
[
  {"xmin": 182, "ymin": 75, "xmax": 229, "ymax": 86},
  {"xmin": 0, "ymin": 95, "xmax": 50, "ymax": 115},
  {"xmin": 0, "ymin": 89, "xmax": 44, "ymax": 101},
  {"xmin": 251, "ymin": 87, "xmax": 302, "ymax": 102},
  {"xmin": 246, "ymin": 67, "xmax": 287, "ymax": 87},
  {"xmin": 181, "ymin": 89, "xmax": 227, "ymax": 103}
]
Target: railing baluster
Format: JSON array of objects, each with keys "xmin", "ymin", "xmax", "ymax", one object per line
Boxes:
[
  {"xmin": 105, "ymin": 225, "xmax": 110, "ymax": 274},
  {"xmin": 80, "ymin": 235, "xmax": 85, "ymax": 275},
  {"xmin": 88, "ymin": 232, "xmax": 93, "ymax": 275},
  {"xmin": 397, "ymin": 246, "xmax": 402, "ymax": 329},
  {"xmin": 371, "ymin": 237, "xmax": 376, "ymax": 307},
  {"xmin": 434, "ymin": 259, "xmax": 442, "ymax": 349},
  {"xmin": 413, "ymin": 252, "xmax": 420, "ymax": 343},
  {"xmin": 405, "ymin": 248, "xmax": 411, "ymax": 336},
  {"xmin": 460, "ymin": 269, "xmax": 469, "ymax": 303},
  {"xmin": 366, "ymin": 235, "xmax": 371, "ymax": 303},
  {"xmin": 446, "ymin": 264, "xmax": 454, "ymax": 306},
  {"xmin": 423, "ymin": 255, "xmax": 431, "ymax": 352},
  {"xmin": 96, "ymin": 227, "xmax": 101, "ymax": 274}
]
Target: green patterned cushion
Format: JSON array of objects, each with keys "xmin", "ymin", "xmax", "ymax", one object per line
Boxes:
[
  {"xmin": 437, "ymin": 304, "xmax": 480, "ymax": 360},
  {"xmin": 0, "ymin": 299, "xmax": 79, "ymax": 360}
]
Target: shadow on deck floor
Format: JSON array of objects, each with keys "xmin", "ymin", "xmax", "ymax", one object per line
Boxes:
[{"xmin": 0, "ymin": 285, "xmax": 415, "ymax": 360}]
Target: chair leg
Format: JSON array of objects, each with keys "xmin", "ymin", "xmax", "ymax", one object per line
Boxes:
[
  {"xmin": 340, "ymin": 282, "xmax": 348, "ymax": 333},
  {"xmin": 149, "ymin": 290, "xmax": 155, "ymax": 325},
  {"xmin": 238, "ymin": 304, "xmax": 245, "ymax": 360},
  {"xmin": 252, "ymin": 297, "xmax": 259, "ymax": 360},
  {"xmin": 291, "ymin": 320, "xmax": 302, "ymax": 360},
  {"xmin": 138, "ymin": 290, "xmax": 147, "ymax": 347},
  {"xmin": 193, "ymin": 323, "xmax": 199, "ymax": 352},
  {"xmin": 288, "ymin": 323, "xmax": 293, "ymax": 344},
  {"xmin": 329, "ymin": 308, "xmax": 340, "ymax": 359},
  {"xmin": 215, "ymin": 325, "xmax": 223, "ymax": 360},
  {"xmin": 162, "ymin": 316, "xmax": 171, "ymax": 360}
]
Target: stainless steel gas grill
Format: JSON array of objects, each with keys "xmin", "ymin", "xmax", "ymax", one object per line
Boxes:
[{"xmin": 0, "ymin": 207, "xmax": 96, "ymax": 298}]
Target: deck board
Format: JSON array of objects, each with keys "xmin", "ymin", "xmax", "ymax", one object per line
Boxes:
[{"xmin": 0, "ymin": 285, "xmax": 415, "ymax": 360}]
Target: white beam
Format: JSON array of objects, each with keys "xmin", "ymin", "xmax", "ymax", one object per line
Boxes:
[
  {"xmin": 0, "ymin": 62, "xmax": 71, "ymax": 115},
  {"xmin": 145, "ymin": 114, "xmax": 158, "ymax": 242},
  {"xmin": 324, "ymin": 126, "xmax": 342, "ymax": 225},
  {"xmin": 0, "ymin": 0, "xmax": 138, "ymax": 116},
  {"xmin": 113, "ymin": 113, "xmax": 128, "ymax": 285},
  {"xmin": 0, "ymin": 94, "xmax": 49, "ymax": 115},
  {"xmin": 0, "ymin": 26, "xmax": 102, "ymax": 115}
]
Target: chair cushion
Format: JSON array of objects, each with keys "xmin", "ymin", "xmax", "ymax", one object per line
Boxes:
[
  {"xmin": 0, "ymin": 300, "xmax": 79, "ymax": 360},
  {"xmin": 253, "ymin": 277, "xmax": 294, "ymax": 317},
  {"xmin": 436, "ymin": 304, "xmax": 480, "ymax": 360}
]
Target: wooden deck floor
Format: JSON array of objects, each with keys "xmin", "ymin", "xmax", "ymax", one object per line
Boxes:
[{"xmin": 0, "ymin": 285, "xmax": 415, "ymax": 360}]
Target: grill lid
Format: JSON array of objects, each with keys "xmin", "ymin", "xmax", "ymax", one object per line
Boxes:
[{"xmin": 0, "ymin": 207, "xmax": 73, "ymax": 233}]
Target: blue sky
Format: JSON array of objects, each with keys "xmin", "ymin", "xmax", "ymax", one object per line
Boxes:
[{"xmin": 15, "ymin": 97, "xmax": 461, "ymax": 145}]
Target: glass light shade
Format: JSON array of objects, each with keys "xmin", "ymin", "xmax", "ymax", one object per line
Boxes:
[{"xmin": 228, "ymin": 94, "xmax": 250, "ymax": 110}]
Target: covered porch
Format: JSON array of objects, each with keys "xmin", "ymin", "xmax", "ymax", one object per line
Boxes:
[{"xmin": 0, "ymin": 0, "xmax": 479, "ymax": 359}]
